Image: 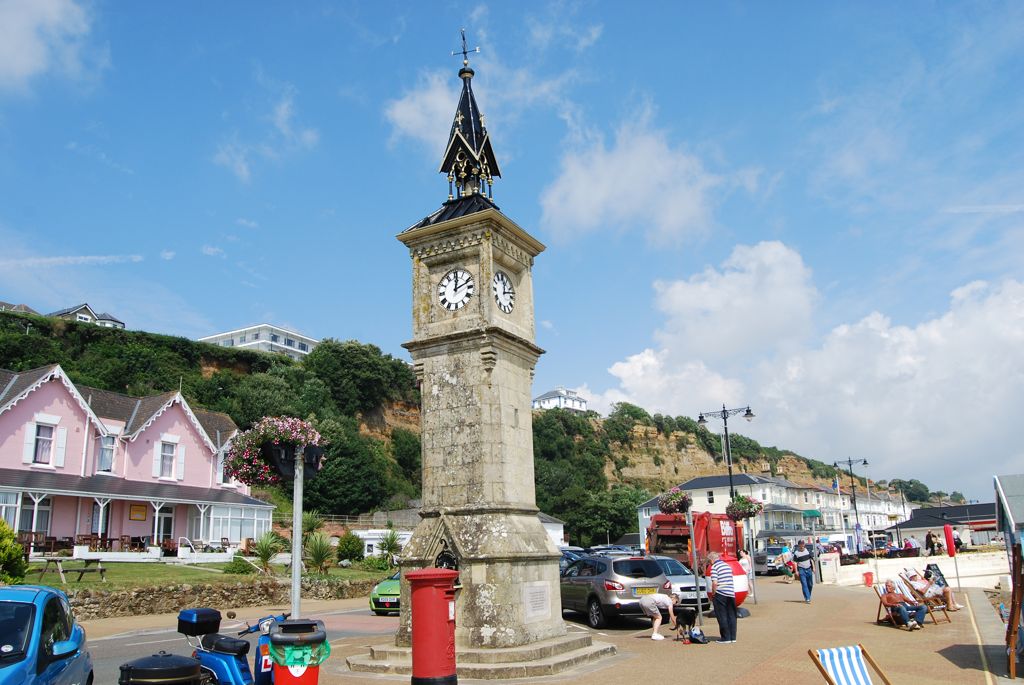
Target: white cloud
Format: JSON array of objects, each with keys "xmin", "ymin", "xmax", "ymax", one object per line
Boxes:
[
  {"xmin": 271, "ymin": 89, "xmax": 319, "ymax": 149},
  {"xmin": 213, "ymin": 140, "xmax": 252, "ymax": 183},
  {"xmin": 539, "ymin": 106, "xmax": 731, "ymax": 245},
  {"xmin": 942, "ymin": 204, "xmax": 1024, "ymax": 215},
  {"xmin": 384, "ymin": 70, "xmax": 458, "ymax": 157},
  {"xmin": 159, "ymin": 250, "xmax": 175, "ymax": 260},
  {"xmin": 0, "ymin": 0, "xmax": 104, "ymax": 92},
  {"xmin": 652, "ymin": 242, "xmax": 818, "ymax": 363},
  {"xmin": 65, "ymin": 141, "xmax": 133, "ymax": 174},
  {"xmin": 0, "ymin": 254, "xmax": 142, "ymax": 267},
  {"xmin": 236, "ymin": 217, "xmax": 258, "ymax": 228},
  {"xmin": 213, "ymin": 77, "xmax": 318, "ymax": 182},
  {"xmin": 587, "ymin": 241, "xmax": 1024, "ymax": 497},
  {"xmin": 200, "ymin": 245, "xmax": 224, "ymax": 257}
]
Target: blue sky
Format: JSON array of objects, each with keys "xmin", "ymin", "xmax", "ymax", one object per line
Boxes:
[{"xmin": 2, "ymin": 1, "xmax": 1022, "ymax": 499}]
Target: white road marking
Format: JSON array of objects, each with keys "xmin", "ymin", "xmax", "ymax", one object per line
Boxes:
[{"xmin": 124, "ymin": 637, "xmax": 180, "ymax": 647}]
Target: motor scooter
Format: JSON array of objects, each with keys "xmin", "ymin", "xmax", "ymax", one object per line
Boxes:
[{"xmin": 177, "ymin": 607, "xmax": 289, "ymax": 684}]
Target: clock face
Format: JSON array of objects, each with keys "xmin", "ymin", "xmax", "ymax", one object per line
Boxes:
[
  {"xmin": 492, "ymin": 271, "xmax": 515, "ymax": 313},
  {"xmin": 438, "ymin": 268, "xmax": 475, "ymax": 311}
]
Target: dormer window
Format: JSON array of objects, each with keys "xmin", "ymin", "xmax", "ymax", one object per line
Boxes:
[
  {"xmin": 98, "ymin": 436, "xmax": 115, "ymax": 472},
  {"xmin": 160, "ymin": 442, "xmax": 176, "ymax": 478},
  {"xmin": 34, "ymin": 425, "xmax": 54, "ymax": 464}
]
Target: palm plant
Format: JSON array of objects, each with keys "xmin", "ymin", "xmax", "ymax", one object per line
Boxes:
[
  {"xmin": 252, "ymin": 531, "xmax": 284, "ymax": 574},
  {"xmin": 304, "ymin": 532, "xmax": 334, "ymax": 575},
  {"xmin": 377, "ymin": 528, "xmax": 403, "ymax": 567},
  {"xmin": 302, "ymin": 510, "xmax": 325, "ymax": 544}
]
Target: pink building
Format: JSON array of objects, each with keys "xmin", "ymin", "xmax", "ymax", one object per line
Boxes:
[{"xmin": 0, "ymin": 364, "xmax": 273, "ymax": 549}]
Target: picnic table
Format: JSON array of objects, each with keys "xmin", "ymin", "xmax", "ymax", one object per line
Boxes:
[{"xmin": 35, "ymin": 557, "xmax": 107, "ymax": 584}]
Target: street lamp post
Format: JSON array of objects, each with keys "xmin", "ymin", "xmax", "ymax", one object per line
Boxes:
[
  {"xmin": 833, "ymin": 458, "xmax": 868, "ymax": 553},
  {"xmin": 697, "ymin": 405, "xmax": 755, "ymax": 501}
]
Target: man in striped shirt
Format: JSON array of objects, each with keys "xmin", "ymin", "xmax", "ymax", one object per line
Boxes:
[{"xmin": 707, "ymin": 551, "xmax": 737, "ymax": 644}]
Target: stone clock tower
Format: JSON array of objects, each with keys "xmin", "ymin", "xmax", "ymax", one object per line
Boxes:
[{"xmin": 394, "ymin": 47, "xmax": 566, "ymax": 650}]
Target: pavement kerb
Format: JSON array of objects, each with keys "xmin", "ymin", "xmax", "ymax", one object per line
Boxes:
[
  {"xmin": 81, "ymin": 597, "xmax": 368, "ymax": 640},
  {"xmin": 968, "ymin": 586, "xmax": 1016, "ymax": 683}
]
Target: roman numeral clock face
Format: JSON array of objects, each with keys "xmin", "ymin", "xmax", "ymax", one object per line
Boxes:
[
  {"xmin": 437, "ymin": 268, "xmax": 474, "ymax": 311},
  {"xmin": 492, "ymin": 270, "xmax": 515, "ymax": 313}
]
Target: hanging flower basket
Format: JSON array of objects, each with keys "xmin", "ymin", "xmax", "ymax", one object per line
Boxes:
[
  {"xmin": 658, "ymin": 487, "xmax": 692, "ymax": 515},
  {"xmin": 225, "ymin": 417, "xmax": 325, "ymax": 487},
  {"xmin": 726, "ymin": 494, "xmax": 764, "ymax": 521}
]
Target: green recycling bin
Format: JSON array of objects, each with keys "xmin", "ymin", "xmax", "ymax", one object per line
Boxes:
[{"xmin": 267, "ymin": 619, "xmax": 330, "ymax": 684}]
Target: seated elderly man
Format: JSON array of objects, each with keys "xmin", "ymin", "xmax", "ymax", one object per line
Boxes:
[
  {"xmin": 906, "ymin": 569, "xmax": 964, "ymax": 611},
  {"xmin": 880, "ymin": 579, "xmax": 926, "ymax": 630}
]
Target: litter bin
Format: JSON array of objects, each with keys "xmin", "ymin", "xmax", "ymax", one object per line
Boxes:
[
  {"xmin": 862, "ymin": 571, "xmax": 874, "ymax": 587},
  {"xmin": 119, "ymin": 651, "xmax": 202, "ymax": 684},
  {"xmin": 267, "ymin": 618, "xmax": 330, "ymax": 685}
]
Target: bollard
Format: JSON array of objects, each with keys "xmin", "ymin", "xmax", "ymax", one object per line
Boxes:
[{"xmin": 408, "ymin": 567, "xmax": 458, "ymax": 685}]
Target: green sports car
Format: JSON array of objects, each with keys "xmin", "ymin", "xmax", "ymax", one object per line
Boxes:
[{"xmin": 369, "ymin": 571, "xmax": 400, "ymax": 615}]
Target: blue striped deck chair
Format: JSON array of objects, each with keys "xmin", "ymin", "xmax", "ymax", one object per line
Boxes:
[{"xmin": 808, "ymin": 644, "xmax": 892, "ymax": 685}]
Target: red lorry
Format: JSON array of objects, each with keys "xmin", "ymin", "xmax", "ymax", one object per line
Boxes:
[{"xmin": 646, "ymin": 511, "xmax": 744, "ymax": 565}]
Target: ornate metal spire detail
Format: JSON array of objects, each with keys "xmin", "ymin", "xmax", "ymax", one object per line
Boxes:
[{"xmin": 440, "ymin": 29, "xmax": 500, "ymax": 201}]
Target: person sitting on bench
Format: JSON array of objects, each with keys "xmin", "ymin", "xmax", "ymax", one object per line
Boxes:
[
  {"xmin": 906, "ymin": 569, "xmax": 964, "ymax": 611},
  {"xmin": 880, "ymin": 579, "xmax": 926, "ymax": 630}
]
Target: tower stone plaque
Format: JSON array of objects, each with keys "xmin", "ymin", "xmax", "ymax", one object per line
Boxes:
[{"xmin": 394, "ymin": 44, "xmax": 566, "ymax": 649}]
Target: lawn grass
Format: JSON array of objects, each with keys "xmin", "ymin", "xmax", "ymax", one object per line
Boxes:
[{"xmin": 22, "ymin": 561, "xmax": 391, "ymax": 591}]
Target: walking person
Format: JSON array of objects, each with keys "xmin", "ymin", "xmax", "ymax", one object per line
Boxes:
[
  {"xmin": 793, "ymin": 540, "xmax": 814, "ymax": 603},
  {"xmin": 707, "ymin": 551, "xmax": 737, "ymax": 644}
]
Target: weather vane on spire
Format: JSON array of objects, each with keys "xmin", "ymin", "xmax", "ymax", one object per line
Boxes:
[{"xmin": 452, "ymin": 28, "xmax": 479, "ymax": 67}]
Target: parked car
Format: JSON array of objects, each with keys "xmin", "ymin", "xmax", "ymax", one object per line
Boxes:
[
  {"xmin": 0, "ymin": 585, "xmax": 93, "ymax": 685},
  {"xmin": 647, "ymin": 555, "xmax": 710, "ymax": 609},
  {"xmin": 753, "ymin": 545, "xmax": 787, "ymax": 575},
  {"xmin": 559, "ymin": 555, "xmax": 671, "ymax": 628},
  {"xmin": 559, "ymin": 549, "xmax": 582, "ymax": 572},
  {"xmin": 369, "ymin": 571, "xmax": 400, "ymax": 615}
]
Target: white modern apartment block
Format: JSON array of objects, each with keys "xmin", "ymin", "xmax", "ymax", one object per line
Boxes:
[
  {"xmin": 532, "ymin": 387, "xmax": 587, "ymax": 412},
  {"xmin": 198, "ymin": 324, "xmax": 319, "ymax": 361}
]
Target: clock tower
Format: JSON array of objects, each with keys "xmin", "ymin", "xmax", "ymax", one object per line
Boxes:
[{"xmin": 394, "ymin": 43, "xmax": 566, "ymax": 649}]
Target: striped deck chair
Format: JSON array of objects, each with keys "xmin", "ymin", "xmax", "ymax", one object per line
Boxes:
[
  {"xmin": 896, "ymin": 574, "xmax": 951, "ymax": 625},
  {"xmin": 873, "ymin": 584, "xmax": 910, "ymax": 629},
  {"xmin": 808, "ymin": 644, "xmax": 893, "ymax": 685}
]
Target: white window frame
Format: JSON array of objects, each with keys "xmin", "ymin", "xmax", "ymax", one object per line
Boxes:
[
  {"xmin": 34, "ymin": 424, "xmax": 55, "ymax": 465},
  {"xmin": 76, "ymin": 313, "xmax": 91, "ymax": 322},
  {"xmin": 0, "ymin": 493, "xmax": 18, "ymax": 529},
  {"xmin": 707, "ymin": 490, "xmax": 715, "ymax": 504},
  {"xmin": 160, "ymin": 442, "xmax": 176, "ymax": 479},
  {"xmin": 97, "ymin": 435, "xmax": 116, "ymax": 473}
]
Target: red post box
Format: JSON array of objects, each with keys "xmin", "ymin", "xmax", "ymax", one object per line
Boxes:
[{"xmin": 408, "ymin": 567, "xmax": 458, "ymax": 685}]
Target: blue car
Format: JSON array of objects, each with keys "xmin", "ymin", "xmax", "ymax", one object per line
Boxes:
[{"xmin": 0, "ymin": 585, "xmax": 93, "ymax": 685}]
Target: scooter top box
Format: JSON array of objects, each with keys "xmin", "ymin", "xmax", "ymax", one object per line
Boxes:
[{"xmin": 177, "ymin": 608, "xmax": 221, "ymax": 636}]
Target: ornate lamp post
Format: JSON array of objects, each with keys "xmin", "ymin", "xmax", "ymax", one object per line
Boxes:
[
  {"xmin": 833, "ymin": 458, "xmax": 868, "ymax": 552},
  {"xmin": 697, "ymin": 405, "xmax": 755, "ymax": 501}
]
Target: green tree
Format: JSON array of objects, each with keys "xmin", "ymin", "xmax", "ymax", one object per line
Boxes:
[
  {"xmin": 232, "ymin": 373, "xmax": 298, "ymax": 428},
  {"xmin": 0, "ymin": 521, "xmax": 28, "ymax": 584},
  {"xmin": 336, "ymin": 531, "xmax": 365, "ymax": 562},
  {"xmin": 303, "ymin": 417, "xmax": 393, "ymax": 514},
  {"xmin": 303, "ymin": 339, "xmax": 417, "ymax": 416},
  {"xmin": 562, "ymin": 485, "xmax": 650, "ymax": 548},
  {"xmin": 251, "ymin": 531, "xmax": 284, "ymax": 574},
  {"xmin": 603, "ymin": 403, "xmax": 652, "ymax": 444},
  {"xmin": 391, "ymin": 428, "xmax": 421, "ymax": 487}
]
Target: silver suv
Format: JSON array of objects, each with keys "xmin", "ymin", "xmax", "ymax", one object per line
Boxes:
[{"xmin": 560, "ymin": 555, "xmax": 671, "ymax": 628}]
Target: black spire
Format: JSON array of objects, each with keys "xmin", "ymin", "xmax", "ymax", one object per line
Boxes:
[{"xmin": 439, "ymin": 29, "xmax": 500, "ymax": 201}]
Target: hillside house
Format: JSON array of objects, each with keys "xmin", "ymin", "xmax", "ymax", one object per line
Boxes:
[
  {"xmin": 532, "ymin": 387, "xmax": 587, "ymax": 412},
  {"xmin": 47, "ymin": 303, "xmax": 125, "ymax": 329},
  {"xmin": 0, "ymin": 364, "xmax": 272, "ymax": 552}
]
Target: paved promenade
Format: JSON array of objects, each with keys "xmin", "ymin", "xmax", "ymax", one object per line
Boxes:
[{"xmin": 82, "ymin": 576, "xmax": 1013, "ymax": 684}]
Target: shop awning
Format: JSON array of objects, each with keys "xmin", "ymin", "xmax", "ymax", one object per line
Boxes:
[{"xmin": 802, "ymin": 509, "xmax": 823, "ymax": 518}]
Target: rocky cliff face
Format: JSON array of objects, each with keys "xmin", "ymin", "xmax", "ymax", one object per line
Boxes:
[
  {"xmin": 374, "ymin": 403, "xmax": 833, "ymax": 494},
  {"xmin": 602, "ymin": 424, "xmax": 829, "ymax": 492}
]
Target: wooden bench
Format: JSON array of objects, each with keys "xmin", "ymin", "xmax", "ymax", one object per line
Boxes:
[{"xmin": 35, "ymin": 557, "xmax": 106, "ymax": 584}]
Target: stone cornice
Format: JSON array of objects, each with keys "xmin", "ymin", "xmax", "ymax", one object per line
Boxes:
[
  {"xmin": 402, "ymin": 325, "xmax": 544, "ymax": 359},
  {"xmin": 398, "ymin": 208, "xmax": 545, "ymax": 259}
]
